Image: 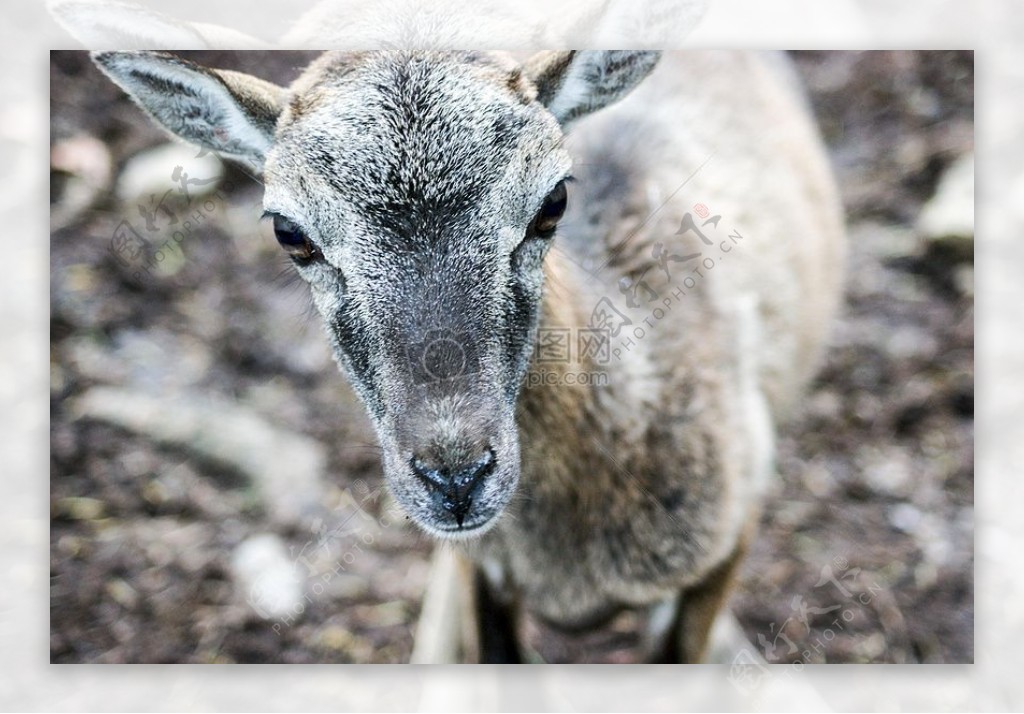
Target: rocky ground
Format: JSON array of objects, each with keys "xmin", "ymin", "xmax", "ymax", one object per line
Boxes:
[{"xmin": 49, "ymin": 50, "xmax": 973, "ymax": 663}]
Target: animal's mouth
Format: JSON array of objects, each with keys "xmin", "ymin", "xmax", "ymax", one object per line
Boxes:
[
  {"xmin": 427, "ymin": 517, "xmax": 500, "ymax": 539},
  {"xmin": 412, "ymin": 474, "xmax": 508, "ymax": 540}
]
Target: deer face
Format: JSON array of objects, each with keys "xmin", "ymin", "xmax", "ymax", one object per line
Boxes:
[
  {"xmin": 266, "ymin": 53, "xmax": 574, "ymax": 536},
  {"xmin": 93, "ymin": 50, "xmax": 659, "ymax": 538}
]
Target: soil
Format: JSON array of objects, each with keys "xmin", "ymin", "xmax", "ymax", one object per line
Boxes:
[{"xmin": 49, "ymin": 50, "xmax": 973, "ymax": 664}]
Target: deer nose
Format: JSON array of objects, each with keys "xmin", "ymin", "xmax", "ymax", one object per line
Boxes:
[{"xmin": 410, "ymin": 448, "xmax": 496, "ymax": 528}]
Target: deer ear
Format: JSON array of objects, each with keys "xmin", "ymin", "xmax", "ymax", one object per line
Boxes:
[
  {"xmin": 523, "ymin": 50, "xmax": 661, "ymax": 127},
  {"xmin": 91, "ymin": 51, "xmax": 283, "ymax": 172}
]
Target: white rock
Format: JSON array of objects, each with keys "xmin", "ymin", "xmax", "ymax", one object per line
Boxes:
[
  {"xmin": 50, "ymin": 134, "xmax": 113, "ymax": 231},
  {"xmin": 887, "ymin": 502, "xmax": 923, "ymax": 533},
  {"xmin": 115, "ymin": 141, "xmax": 223, "ymax": 204},
  {"xmin": 917, "ymin": 152, "xmax": 974, "ymax": 242},
  {"xmin": 51, "ymin": 133, "xmax": 112, "ymax": 186},
  {"xmin": 231, "ymin": 534, "xmax": 304, "ymax": 621},
  {"xmin": 857, "ymin": 446, "xmax": 915, "ymax": 497}
]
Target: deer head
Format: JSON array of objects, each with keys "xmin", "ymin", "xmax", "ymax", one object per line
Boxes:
[{"xmin": 92, "ymin": 50, "xmax": 660, "ymax": 538}]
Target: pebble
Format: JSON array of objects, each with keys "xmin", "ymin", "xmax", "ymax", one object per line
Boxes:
[
  {"xmin": 115, "ymin": 141, "xmax": 223, "ymax": 204},
  {"xmin": 50, "ymin": 134, "xmax": 113, "ymax": 230},
  {"xmin": 231, "ymin": 534, "xmax": 304, "ymax": 621},
  {"xmin": 887, "ymin": 502, "xmax": 923, "ymax": 533},
  {"xmin": 917, "ymin": 153, "xmax": 974, "ymax": 242},
  {"xmin": 857, "ymin": 446, "xmax": 915, "ymax": 498}
]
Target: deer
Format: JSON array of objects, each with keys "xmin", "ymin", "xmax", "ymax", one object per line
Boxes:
[{"xmin": 91, "ymin": 49, "xmax": 846, "ymax": 663}]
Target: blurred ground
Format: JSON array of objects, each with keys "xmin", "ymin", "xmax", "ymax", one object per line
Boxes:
[{"xmin": 49, "ymin": 50, "xmax": 973, "ymax": 664}]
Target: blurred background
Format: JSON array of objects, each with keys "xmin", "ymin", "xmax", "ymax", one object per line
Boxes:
[{"xmin": 49, "ymin": 50, "xmax": 973, "ymax": 664}]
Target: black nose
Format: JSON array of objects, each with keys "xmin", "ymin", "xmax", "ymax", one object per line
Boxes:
[{"xmin": 411, "ymin": 449, "xmax": 496, "ymax": 528}]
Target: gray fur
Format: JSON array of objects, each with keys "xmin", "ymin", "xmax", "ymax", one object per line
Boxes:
[
  {"xmin": 92, "ymin": 51, "xmax": 283, "ymax": 167},
  {"xmin": 92, "ymin": 49, "xmax": 846, "ymax": 659}
]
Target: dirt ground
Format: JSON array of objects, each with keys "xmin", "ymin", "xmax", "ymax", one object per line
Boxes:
[{"xmin": 49, "ymin": 50, "xmax": 973, "ymax": 664}]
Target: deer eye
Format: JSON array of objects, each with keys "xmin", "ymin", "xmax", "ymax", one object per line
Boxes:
[
  {"xmin": 531, "ymin": 180, "xmax": 568, "ymax": 237},
  {"xmin": 272, "ymin": 214, "xmax": 321, "ymax": 261}
]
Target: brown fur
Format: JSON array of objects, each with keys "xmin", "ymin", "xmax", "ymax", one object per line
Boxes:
[{"xmin": 92, "ymin": 49, "xmax": 845, "ymax": 662}]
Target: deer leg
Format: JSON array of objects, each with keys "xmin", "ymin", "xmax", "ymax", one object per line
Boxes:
[
  {"xmin": 652, "ymin": 536, "xmax": 750, "ymax": 663},
  {"xmin": 472, "ymin": 566, "xmax": 522, "ymax": 663},
  {"xmin": 410, "ymin": 547, "xmax": 478, "ymax": 663},
  {"xmin": 411, "ymin": 547, "xmax": 522, "ymax": 663}
]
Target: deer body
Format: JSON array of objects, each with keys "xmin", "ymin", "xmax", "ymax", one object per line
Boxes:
[
  {"xmin": 471, "ymin": 52, "xmax": 844, "ymax": 651},
  {"xmin": 93, "ymin": 49, "xmax": 845, "ymax": 662}
]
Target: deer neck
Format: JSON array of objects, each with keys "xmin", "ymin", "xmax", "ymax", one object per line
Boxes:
[{"xmin": 515, "ymin": 246, "xmax": 646, "ymax": 496}]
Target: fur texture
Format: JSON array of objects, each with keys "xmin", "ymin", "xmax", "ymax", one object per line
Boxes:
[{"xmin": 92, "ymin": 49, "xmax": 846, "ymax": 659}]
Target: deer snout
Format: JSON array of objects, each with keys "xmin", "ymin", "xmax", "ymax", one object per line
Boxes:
[
  {"xmin": 384, "ymin": 394, "xmax": 519, "ymax": 537},
  {"xmin": 411, "ymin": 448, "xmax": 495, "ymax": 529}
]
